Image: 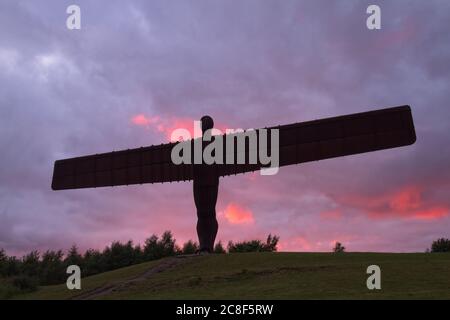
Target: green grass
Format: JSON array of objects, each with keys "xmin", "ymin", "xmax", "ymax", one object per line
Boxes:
[{"xmin": 14, "ymin": 253, "xmax": 450, "ymax": 300}]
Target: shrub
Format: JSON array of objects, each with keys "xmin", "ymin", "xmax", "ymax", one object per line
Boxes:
[
  {"xmin": 213, "ymin": 241, "xmax": 226, "ymax": 254},
  {"xmin": 182, "ymin": 240, "xmax": 199, "ymax": 254},
  {"xmin": 431, "ymin": 238, "xmax": 450, "ymax": 253},
  {"xmin": 228, "ymin": 235, "xmax": 279, "ymax": 253},
  {"xmin": 12, "ymin": 276, "xmax": 38, "ymax": 292},
  {"xmin": 264, "ymin": 234, "xmax": 279, "ymax": 252},
  {"xmin": 333, "ymin": 242, "xmax": 346, "ymax": 253},
  {"xmin": 0, "ymin": 282, "xmax": 20, "ymax": 299}
]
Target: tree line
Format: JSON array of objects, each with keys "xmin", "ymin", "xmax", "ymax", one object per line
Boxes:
[{"xmin": 0, "ymin": 232, "xmax": 279, "ymax": 297}]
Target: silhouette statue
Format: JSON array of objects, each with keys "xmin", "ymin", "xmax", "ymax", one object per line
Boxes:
[
  {"xmin": 193, "ymin": 116, "xmax": 219, "ymax": 252},
  {"xmin": 51, "ymin": 106, "xmax": 416, "ymax": 253}
]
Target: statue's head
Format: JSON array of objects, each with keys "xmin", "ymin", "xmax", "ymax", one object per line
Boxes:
[{"xmin": 200, "ymin": 115, "xmax": 214, "ymax": 133}]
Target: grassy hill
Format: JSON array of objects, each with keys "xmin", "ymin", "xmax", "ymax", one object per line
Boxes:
[{"xmin": 15, "ymin": 252, "xmax": 450, "ymax": 300}]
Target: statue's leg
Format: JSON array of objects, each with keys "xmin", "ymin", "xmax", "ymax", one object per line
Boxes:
[{"xmin": 194, "ymin": 184, "xmax": 218, "ymax": 252}]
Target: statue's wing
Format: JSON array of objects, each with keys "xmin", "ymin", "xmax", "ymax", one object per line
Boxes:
[
  {"xmin": 51, "ymin": 142, "xmax": 194, "ymax": 190},
  {"xmin": 216, "ymin": 105, "xmax": 416, "ymax": 177}
]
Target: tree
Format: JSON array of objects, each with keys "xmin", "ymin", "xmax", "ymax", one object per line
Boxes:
[
  {"xmin": 264, "ymin": 234, "xmax": 279, "ymax": 252},
  {"xmin": 143, "ymin": 234, "xmax": 161, "ymax": 260},
  {"xmin": 21, "ymin": 251, "xmax": 40, "ymax": 278},
  {"xmin": 431, "ymin": 238, "xmax": 450, "ymax": 253},
  {"xmin": 64, "ymin": 245, "xmax": 83, "ymax": 268},
  {"xmin": 0, "ymin": 248, "xmax": 7, "ymax": 276},
  {"xmin": 133, "ymin": 244, "xmax": 143, "ymax": 263},
  {"xmin": 0, "ymin": 249, "xmax": 6, "ymax": 262},
  {"xmin": 143, "ymin": 231, "xmax": 178, "ymax": 261},
  {"xmin": 83, "ymin": 249, "xmax": 104, "ymax": 276},
  {"xmin": 106, "ymin": 240, "xmax": 139, "ymax": 269},
  {"xmin": 40, "ymin": 250, "xmax": 65, "ymax": 285},
  {"xmin": 4, "ymin": 256, "xmax": 20, "ymax": 277},
  {"xmin": 333, "ymin": 242, "xmax": 345, "ymax": 253},
  {"xmin": 160, "ymin": 231, "xmax": 177, "ymax": 257},
  {"xmin": 182, "ymin": 240, "xmax": 199, "ymax": 254}
]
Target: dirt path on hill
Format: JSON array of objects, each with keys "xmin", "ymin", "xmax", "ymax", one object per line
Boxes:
[{"xmin": 70, "ymin": 255, "xmax": 200, "ymax": 300}]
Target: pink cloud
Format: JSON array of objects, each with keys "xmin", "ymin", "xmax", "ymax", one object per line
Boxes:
[
  {"xmin": 131, "ymin": 114, "xmax": 159, "ymax": 126},
  {"xmin": 278, "ymin": 236, "xmax": 312, "ymax": 251},
  {"xmin": 336, "ymin": 185, "xmax": 449, "ymax": 221},
  {"xmin": 389, "ymin": 186, "xmax": 422, "ymax": 212},
  {"xmin": 320, "ymin": 210, "xmax": 342, "ymax": 221},
  {"xmin": 131, "ymin": 113, "xmax": 196, "ymax": 141},
  {"xmin": 412, "ymin": 207, "xmax": 449, "ymax": 221},
  {"xmin": 375, "ymin": 17, "xmax": 418, "ymax": 50},
  {"xmin": 223, "ymin": 203, "xmax": 255, "ymax": 225},
  {"xmin": 131, "ymin": 113, "xmax": 230, "ymax": 142}
]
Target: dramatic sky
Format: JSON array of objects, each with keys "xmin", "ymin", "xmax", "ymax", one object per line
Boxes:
[{"xmin": 1, "ymin": 0, "xmax": 450, "ymax": 255}]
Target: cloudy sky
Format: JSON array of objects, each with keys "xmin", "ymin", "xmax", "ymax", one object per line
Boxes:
[{"xmin": 1, "ymin": 0, "xmax": 450, "ymax": 255}]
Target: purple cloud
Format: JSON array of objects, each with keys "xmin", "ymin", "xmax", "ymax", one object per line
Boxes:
[{"xmin": 1, "ymin": 0, "xmax": 449, "ymax": 255}]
